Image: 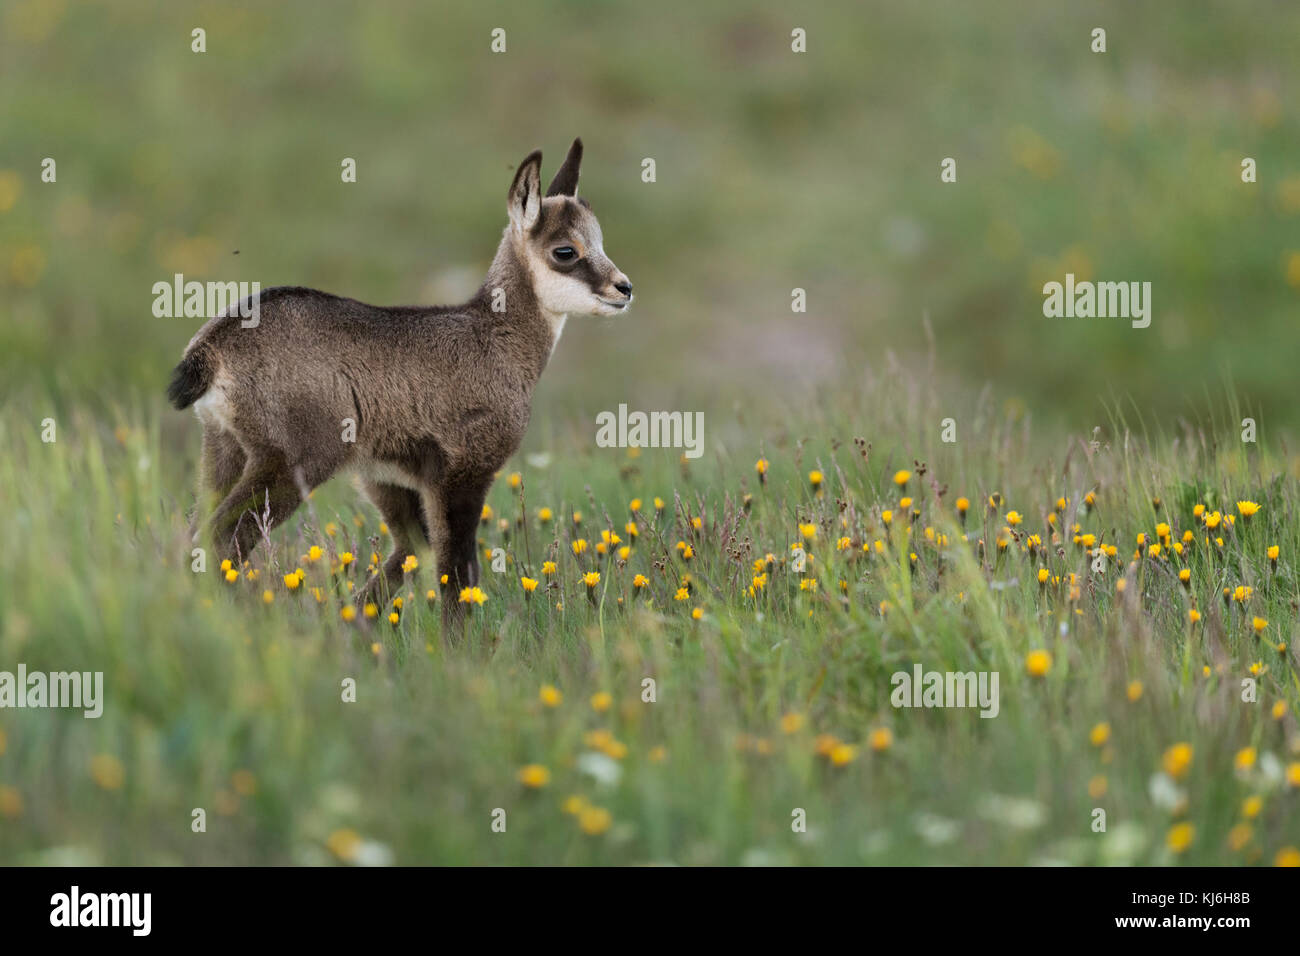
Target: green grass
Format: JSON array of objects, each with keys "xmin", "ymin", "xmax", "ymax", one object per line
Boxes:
[
  {"xmin": 2, "ymin": 0, "xmax": 1299, "ymax": 867},
  {"xmin": 1, "ymin": 372, "xmax": 1297, "ymax": 865}
]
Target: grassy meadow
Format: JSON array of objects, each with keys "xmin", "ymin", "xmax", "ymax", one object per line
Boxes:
[
  {"xmin": 1, "ymin": 376, "xmax": 1298, "ymax": 865},
  {"xmin": 1, "ymin": 1, "xmax": 1299, "ymax": 865}
]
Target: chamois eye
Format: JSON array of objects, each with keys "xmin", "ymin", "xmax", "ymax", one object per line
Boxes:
[{"xmin": 552, "ymin": 246, "xmax": 577, "ymax": 262}]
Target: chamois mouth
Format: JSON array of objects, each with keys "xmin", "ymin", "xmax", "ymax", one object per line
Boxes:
[{"xmin": 598, "ymin": 297, "xmax": 631, "ymax": 311}]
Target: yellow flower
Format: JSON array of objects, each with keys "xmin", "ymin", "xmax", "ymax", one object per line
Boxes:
[
  {"xmin": 691, "ymin": 607, "xmax": 703, "ymax": 620},
  {"xmin": 1189, "ymin": 608, "xmax": 1201, "ymax": 623},
  {"xmin": 387, "ymin": 612, "xmax": 399, "ymax": 625},
  {"xmin": 780, "ymin": 713, "xmax": 805, "ymax": 734},
  {"xmin": 401, "ymin": 554, "xmax": 419, "ymax": 573},
  {"xmin": 571, "ymin": 539, "xmax": 588, "ymax": 556},
  {"xmin": 1228, "ymin": 823, "xmax": 1253, "ymax": 852},
  {"xmin": 537, "ymin": 506, "xmax": 553, "ymax": 523},
  {"xmin": 1005, "ymin": 510, "xmax": 1022, "ymax": 526},
  {"xmin": 1253, "ymin": 616, "xmax": 1268, "ymax": 634},
  {"xmin": 518, "ymin": 764, "xmax": 551, "ymax": 788},
  {"xmin": 307, "ymin": 545, "xmax": 323, "ymax": 562},
  {"xmin": 1243, "ymin": 794, "xmax": 1263, "ymax": 818},
  {"xmin": 1162, "ymin": 742, "xmax": 1193, "ymax": 779},
  {"xmin": 869, "ymin": 727, "xmax": 894, "ymax": 752},
  {"xmin": 521, "ymin": 576, "xmax": 538, "ymax": 593},
  {"xmin": 1025, "ymin": 649, "xmax": 1052, "ymax": 677},
  {"xmin": 829, "ymin": 743, "xmax": 857, "ymax": 766},
  {"xmin": 507, "ymin": 471, "xmax": 521, "ymax": 489},
  {"xmin": 674, "ymin": 587, "xmax": 689, "ymax": 601},
  {"xmin": 90, "ymin": 754, "xmax": 125, "ymax": 790},
  {"xmin": 1237, "ymin": 500, "xmax": 1260, "ymax": 518},
  {"xmin": 539, "ymin": 684, "xmax": 562, "ymax": 707},
  {"xmin": 1127, "ymin": 680, "xmax": 1144, "ymax": 701},
  {"xmin": 1235, "ymin": 747, "xmax": 1257, "ymax": 771},
  {"xmin": 325, "ymin": 828, "xmax": 362, "ymax": 861},
  {"xmin": 481, "ymin": 504, "xmax": 493, "ymax": 521},
  {"xmin": 1286, "ymin": 762, "xmax": 1300, "ymax": 788},
  {"xmin": 0, "ymin": 785, "xmax": 22, "ymax": 819},
  {"xmin": 808, "ymin": 470, "xmax": 823, "ymax": 488},
  {"xmin": 881, "ymin": 510, "xmax": 893, "ymax": 526},
  {"xmin": 590, "ymin": 692, "xmax": 612, "ymax": 713},
  {"xmin": 262, "ymin": 589, "xmax": 275, "ymax": 605},
  {"xmin": 458, "ymin": 587, "xmax": 487, "ymax": 605},
  {"xmin": 632, "ymin": 573, "xmax": 649, "ymax": 589},
  {"xmin": 1268, "ymin": 544, "xmax": 1280, "ymax": 562},
  {"xmin": 755, "ymin": 458, "xmax": 768, "ymax": 476},
  {"xmin": 224, "ymin": 568, "xmax": 239, "ymax": 583},
  {"xmin": 1089, "ymin": 722, "xmax": 1110, "ymax": 747},
  {"xmin": 561, "ymin": 795, "xmax": 588, "ymax": 815},
  {"xmin": 577, "ymin": 805, "xmax": 612, "ymax": 835},
  {"xmin": 340, "ymin": 605, "xmax": 356, "ymax": 622},
  {"xmin": 1273, "ymin": 701, "xmax": 1288, "ymax": 720},
  {"xmin": 339, "ymin": 551, "xmax": 355, "ymax": 567},
  {"xmin": 1166, "ymin": 822, "xmax": 1195, "ymax": 853},
  {"xmin": 956, "ymin": 497, "xmax": 969, "ymax": 515},
  {"xmin": 1276, "ymin": 847, "xmax": 1300, "ymax": 867}
]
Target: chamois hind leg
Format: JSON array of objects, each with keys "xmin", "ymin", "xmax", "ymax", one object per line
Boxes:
[
  {"xmin": 191, "ymin": 425, "xmax": 246, "ymax": 540},
  {"xmin": 207, "ymin": 456, "xmax": 306, "ymax": 568},
  {"xmin": 354, "ymin": 481, "xmax": 431, "ymax": 609},
  {"xmin": 433, "ymin": 474, "xmax": 493, "ymax": 630}
]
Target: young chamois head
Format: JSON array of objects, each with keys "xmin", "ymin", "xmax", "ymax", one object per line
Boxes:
[{"xmin": 506, "ymin": 138, "xmax": 633, "ymax": 318}]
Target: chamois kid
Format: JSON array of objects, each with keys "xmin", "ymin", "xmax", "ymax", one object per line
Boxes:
[{"xmin": 167, "ymin": 139, "xmax": 632, "ymax": 623}]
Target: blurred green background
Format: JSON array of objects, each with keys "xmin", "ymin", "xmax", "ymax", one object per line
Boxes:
[{"xmin": 2, "ymin": 0, "xmax": 1298, "ymax": 433}]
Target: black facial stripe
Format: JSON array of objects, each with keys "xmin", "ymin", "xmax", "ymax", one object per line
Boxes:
[{"xmin": 573, "ymin": 257, "xmax": 602, "ymax": 290}]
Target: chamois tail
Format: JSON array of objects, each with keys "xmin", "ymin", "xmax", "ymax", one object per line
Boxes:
[{"xmin": 167, "ymin": 345, "xmax": 215, "ymax": 410}]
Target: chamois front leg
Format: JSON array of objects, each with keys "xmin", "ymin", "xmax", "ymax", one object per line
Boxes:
[
  {"xmin": 434, "ymin": 475, "xmax": 493, "ymax": 630},
  {"xmin": 355, "ymin": 481, "xmax": 430, "ymax": 609}
]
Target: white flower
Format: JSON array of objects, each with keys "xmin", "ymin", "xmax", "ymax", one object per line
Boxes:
[
  {"xmin": 913, "ymin": 812, "xmax": 960, "ymax": 846},
  {"xmin": 1148, "ymin": 772, "xmax": 1185, "ymax": 812},
  {"xmin": 577, "ymin": 751, "xmax": 622, "ymax": 788}
]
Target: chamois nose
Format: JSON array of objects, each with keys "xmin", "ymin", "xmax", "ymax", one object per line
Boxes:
[{"xmin": 614, "ymin": 280, "xmax": 633, "ymax": 297}]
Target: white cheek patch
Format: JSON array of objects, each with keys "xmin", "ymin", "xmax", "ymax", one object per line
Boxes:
[{"xmin": 535, "ymin": 269, "xmax": 600, "ymax": 316}]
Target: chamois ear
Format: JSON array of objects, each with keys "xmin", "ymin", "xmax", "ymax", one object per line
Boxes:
[
  {"xmin": 545, "ymin": 137, "xmax": 583, "ymax": 197},
  {"xmin": 508, "ymin": 149, "xmax": 543, "ymax": 231}
]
